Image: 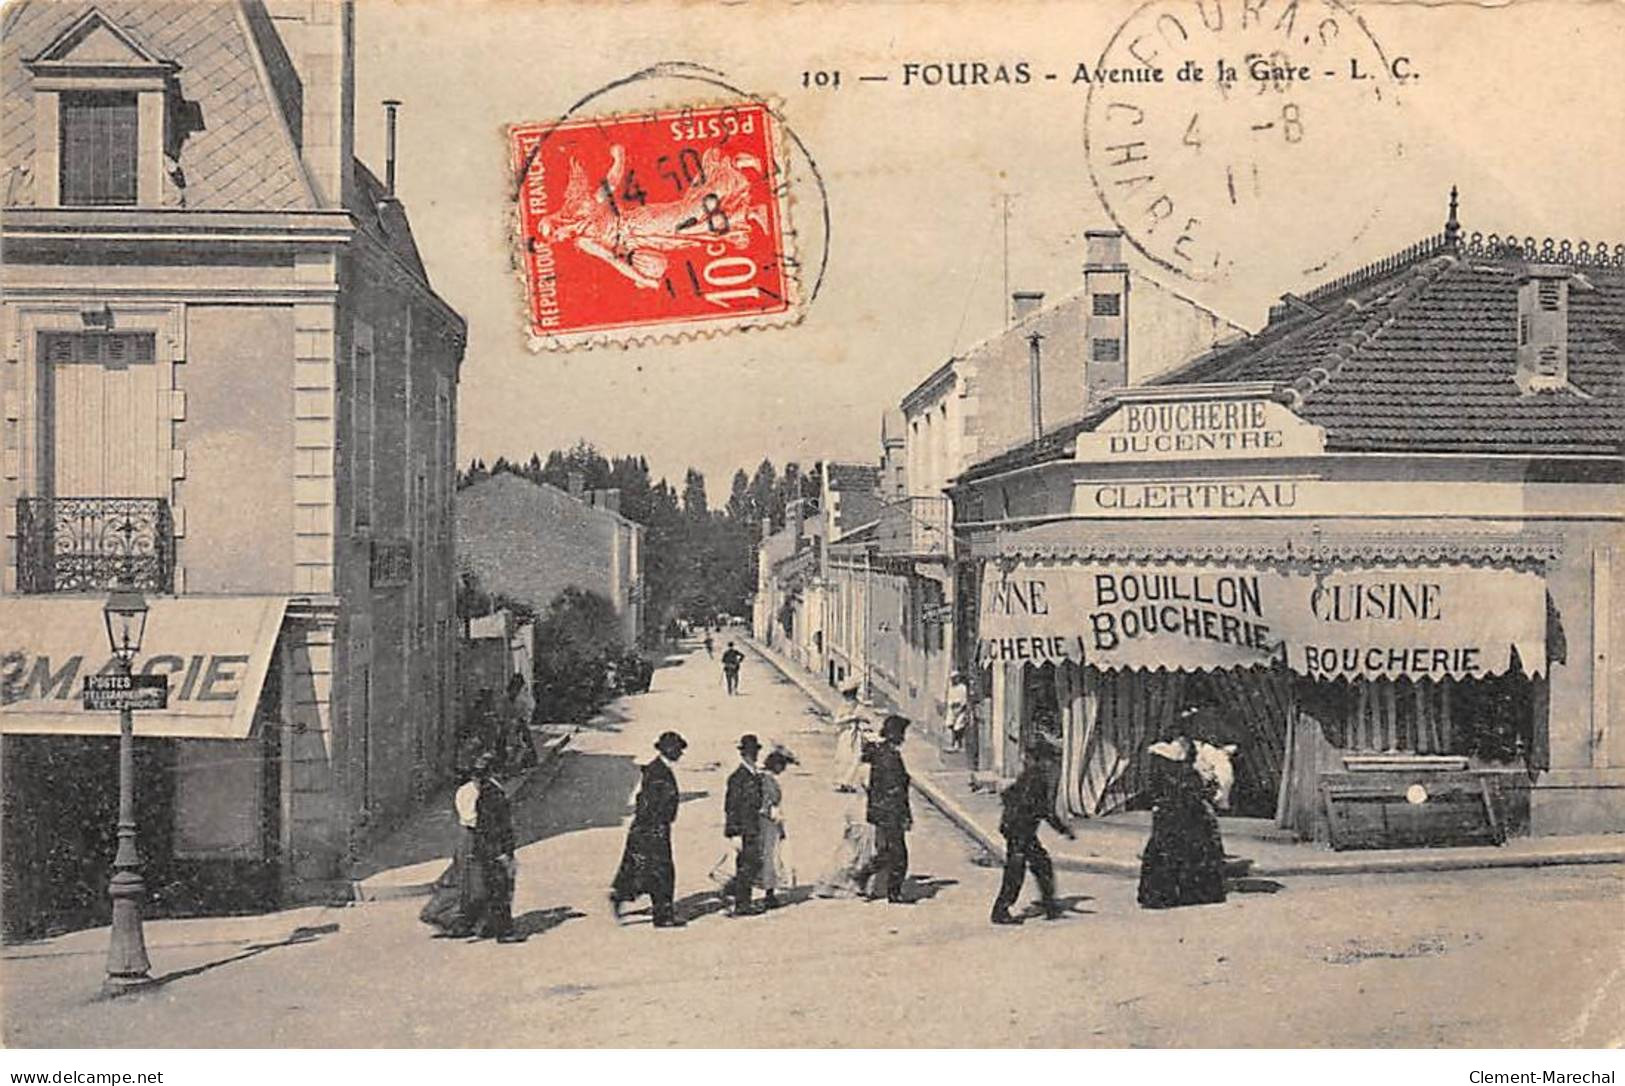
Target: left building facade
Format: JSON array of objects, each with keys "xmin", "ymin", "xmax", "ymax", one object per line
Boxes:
[{"xmin": 0, "ymin": 1, "xmax": 466, "ymax": 938}]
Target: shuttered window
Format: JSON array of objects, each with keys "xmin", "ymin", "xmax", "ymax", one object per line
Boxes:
[{"xmin": 60, "ymin": 91, "xmax": 138, "ymax": 206}]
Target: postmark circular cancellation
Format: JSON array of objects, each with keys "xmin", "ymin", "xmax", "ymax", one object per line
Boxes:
[
  {"xmin": 509, "ymin": 64, "xmax": 830, "ymax": 351},
  {"xmin": 1084, "ymin": 0, "xmax": 1410, "ymax": 287}
]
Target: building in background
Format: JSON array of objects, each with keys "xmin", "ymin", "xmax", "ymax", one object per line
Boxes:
[
  {"xmin": 0, "ymin": 0, "xmax": 466, "ymax": 936},
  {"xmin": 843, "ymin": 230, "xmax": 1247, "ymax": 751},
  {"xmin": 956, "ymin": 203, "xmax": 1625, "ymax": 843},
  {"xmin": 455, "ymin": 471, "xmax": 645, "ymax": 649}
]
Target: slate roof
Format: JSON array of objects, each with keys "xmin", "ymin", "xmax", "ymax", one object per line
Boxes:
[
  {"xmin": 960, "ymin": 229, "xmax": 1625, "ymax": 482},
  {"xmin": 2, "ymin": 1, "xmax": 314, "ymax": 210}
]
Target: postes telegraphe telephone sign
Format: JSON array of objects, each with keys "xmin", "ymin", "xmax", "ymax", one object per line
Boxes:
[{"xmin": 82, "ymin": 673, "xmax": 170, "ymax": 712}]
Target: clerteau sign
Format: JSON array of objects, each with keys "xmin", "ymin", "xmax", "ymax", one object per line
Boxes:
[{"xmin": 1074, "ymin": 397, "xmax": 1326, "ymax": 463}]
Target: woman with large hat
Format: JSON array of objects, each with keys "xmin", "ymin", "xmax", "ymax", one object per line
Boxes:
[
  {"xmin": 1137, "ymin": 706, "xmax": 1228, "ymax": 909},
  {"xmin": 611, "ymin": 730, "xmax": 689, "ymax": 928}
]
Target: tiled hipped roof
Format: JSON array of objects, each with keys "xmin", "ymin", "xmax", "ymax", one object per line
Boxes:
[
  {"xmin": 1, "ymin": 1, "xmax": 313, "ymax": 210},
  {"xmin": 962, "ymin": 229, "xmax": 1625, "ymax": 481}
]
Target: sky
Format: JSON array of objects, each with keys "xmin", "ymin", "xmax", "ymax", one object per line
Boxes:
[{"xmin": 353, "ymin": 0, "xmax": 1625, "ymax": 501}]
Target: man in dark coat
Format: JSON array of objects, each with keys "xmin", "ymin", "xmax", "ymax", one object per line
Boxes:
[
  {"xmin": 991, "ymin": 736, "xmax": 1075, "ymax": 925},
  {"xmin": 611, "ymin": 730, "xmax": 688, "ymax": 927},
  {"xmin": 723, "ymin": 733, "xmax": 765, "ymax": 915},
  {"xmin": 857, "ymin": 714, "xmax": 913, "ymax": 903},
  {"xmin": 721, "ymin": 642, "xmax": 744, "ymax": 695}
]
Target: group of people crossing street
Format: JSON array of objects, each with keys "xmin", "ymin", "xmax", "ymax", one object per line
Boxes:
[{"xmin": 421, "ymin": 637, "xmax": 1232, "ymax": 942}]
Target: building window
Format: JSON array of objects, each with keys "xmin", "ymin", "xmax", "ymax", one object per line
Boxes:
[
  {"xmin": 1092, "ymin": 337, "xmax": 1122, "ymax": 363},
  {"xmin": 60, "ymin": 91, "xmax": 138, "ymax": 206},
  {"xmin": 1092, "ymin": 292, "xmax": 1121, "ymax": 317}
]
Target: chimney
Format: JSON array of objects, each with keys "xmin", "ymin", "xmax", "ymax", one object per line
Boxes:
[
  {"xmin": 1084, "ymin": 228, "xmax": 1129, "ymax": 406},
  {"xmin": 1516, "ymin": 264, "xmax": 1570, "ymax": 393},
  {"xmin": 1027, "ymin": 332, "xmax": 1045, "ymax": 441},
  {"xmin": 761, "ymin": 517, "xmax": 773, "ymax": 543},
  {"xmin": 264, "ymin": 0, "xmax": 354, "ymax": 209},
  {"xmin": 567, "ymin": 472, "xmax": 585, "ymax": 499},
  {"xmin": 1011, "ymin": 290, "xmax": 1045, "ymax": 326},
  {"xmin": 382, "ymin": 99, "xmax": 401, "ymax": 201}
]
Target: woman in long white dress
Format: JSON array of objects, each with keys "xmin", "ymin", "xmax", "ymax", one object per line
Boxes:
[
  {"xmin": 831, "ymin": 684, "xmax": 870, "ymax": 792},
  {"xmin": 815, "ymin": 792, "xmax": 875, "ymax": 898},
  {"xmin": 758, "ymin": 749, "xmax": 796, "ymax": 907}
]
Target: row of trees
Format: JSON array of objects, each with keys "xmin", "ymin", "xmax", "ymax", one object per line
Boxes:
[{"xmin": 458, "ymin": 443, "xmax": 823, "ymax": 635}]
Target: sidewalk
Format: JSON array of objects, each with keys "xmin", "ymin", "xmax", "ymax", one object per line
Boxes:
[
  {"xmin": 349, "ymin": 724, "xmax": 574, "ymax": 901},
  {"xmin": 744, "ymin": 636, "xmax": 1625, "ymax": 878}
]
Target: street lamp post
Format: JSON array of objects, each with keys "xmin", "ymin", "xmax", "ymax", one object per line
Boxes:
[{"xmin": 102, "ymin": 587, "xmax": 151, "ymax": 996}]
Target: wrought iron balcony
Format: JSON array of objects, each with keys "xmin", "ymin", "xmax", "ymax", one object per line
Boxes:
[
  {"xmin": 15, "ymin": 497, "xmax": 175, "ymax": 594},
  {"xmin": 875, "ymin": 495, "xmax": 952, "ymax": 558}
]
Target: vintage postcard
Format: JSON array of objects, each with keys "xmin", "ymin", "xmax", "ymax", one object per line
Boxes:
[{"xmin": 0, "ymin": 0, "xmax": 1621, "ymax": 1067}]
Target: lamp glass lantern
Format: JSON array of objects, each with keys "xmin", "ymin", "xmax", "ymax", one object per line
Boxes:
[{"xmin": 103, "ymin": 588, "xmax": 148, "ymax": 665}]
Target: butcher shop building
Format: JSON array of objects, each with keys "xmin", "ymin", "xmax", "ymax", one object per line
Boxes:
[{"xmin": 952, "ymin": 210, "xmax": 1624, "ymax": 847}]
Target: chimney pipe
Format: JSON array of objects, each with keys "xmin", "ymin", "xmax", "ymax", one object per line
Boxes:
[
  {"xmin": 382, "ymin": 99, "xmax": 402, "ymax": 200},
  {"xmin": 1011, "ymin": 290, "xmax": 1044, "ymax": 326},
  {"xmin": 1028, "ymin": 332, "xmax": 1044, "ymax": 441}
]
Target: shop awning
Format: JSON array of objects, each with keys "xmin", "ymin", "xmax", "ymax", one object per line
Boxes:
[
  {"xmin": 979, "ymin": 562, "xmax": 1546, "ymax": 680},
  {"xmin": 0, "ymin": 596, "xmax": 289, "ymax": 738}
]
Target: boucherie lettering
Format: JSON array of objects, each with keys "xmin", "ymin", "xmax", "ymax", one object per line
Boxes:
[
  {"xmin": 979, "ymin": 563, "xmax": 1546, "ymax": 680},
  {"xmin": 1090, "ymin": 571, "xmax": 1273, "ymax": 652},
  {"xmin": 1112, "ymin": 400, "xmax": 1281, "ymax": 456},
  {"xmin": 1298, "ymin": 576, "xmax": 1487, "ymax": 680}
]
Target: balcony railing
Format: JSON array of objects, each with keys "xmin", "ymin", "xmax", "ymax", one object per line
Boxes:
[
  {"xmin": 16, "ymin": 497, "xmax": 175, "ymax": 594},
  {"xmin": 875, "ymin": 495, "xmax": 952, "ymax": 558}
]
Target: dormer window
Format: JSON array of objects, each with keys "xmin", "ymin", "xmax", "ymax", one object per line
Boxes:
[
  {"xmin": 60, "ymin": 91, "xmax": 138, "ymax": 206},
  {"xmin": 25, "ymin": 9, "xmax": 178, "ymax": 209}
]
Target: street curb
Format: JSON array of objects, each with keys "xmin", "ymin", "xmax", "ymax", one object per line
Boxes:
[
  {"xmin": 743, "ymin": 638, "xmax": 1625, "ymax": 879},
  {"xmin": 349, "ymin": 732, "xmax": 574, "ymax": 903}
]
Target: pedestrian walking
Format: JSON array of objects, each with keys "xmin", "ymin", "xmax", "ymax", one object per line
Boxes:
[
  {"xmin": 1137, "ymin": 715, "xmax": 1228, "ymax": 910},
  {"xmin": 991, "ymin": 734, "xmax": 1074, "ymax": 925},
  {"xmin": 723, "ymin": 734, "xmax": 765, "ymax": 915},
  {"xmin": 704, "ymin": 633, "xmax": 714, "ymax": 658},
  {"xmin": 758, "ymin": 747, "xmax": 798, "ymax": 909},
  {"xmin": 855, "ymin": 714, "xmax": 913, "ymax": 903},
  {"xmin": 721, "ymin": 641, "xmax": 744, "ymax": 695},
  {"xmin": 831, "ymin": 682, "xmax": 870, "ymax": 793},
  {"xmin": 422, "ymin": 750, "xmax": 522, "ymax": 941},
  {"xmin": 611, "ymin": 730, "xmax": 689, "ymax": 928}
]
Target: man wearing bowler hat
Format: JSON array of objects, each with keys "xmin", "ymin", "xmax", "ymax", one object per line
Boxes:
[
  {"xmin": 856, "ymin": 714, "xmax": 914, "ymax": 903},
  {"xmin": 723, "ymin": 734, "xmax": 766, "ymax": 915},
  {"xmin": 611, "ymin": 730, "xmax": 688, "ymax": 928}
]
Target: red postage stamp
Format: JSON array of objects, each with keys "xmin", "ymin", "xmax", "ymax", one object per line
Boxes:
[{"xmin": 510, "ymin": 102, "xmax": 798, "ymax": 348}]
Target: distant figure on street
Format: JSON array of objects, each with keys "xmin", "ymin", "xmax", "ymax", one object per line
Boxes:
[
  {"xmin": 421, "ymin": 750, "xmax": 521, "ymax": 942},
  {"xmin": 611, "ymin": 730, "xmax": 689, "ymax": 927},
  {"xmin": 503, "ymin": 673, "xmax": 538, "ymax": 772},
  {"xmin": 721, "ymin": 642, "xmax": 745, "ymax": 695},
  {"xmin": 758, "ymin": 747, "xmax": 798, "ymax": 909},
  {"xmin": 945, "ymin": 672, "xmax": 969, "ymax": 753},
  {"xmin": 991, "ymin": 733, "xmax": 1074, "ymax": 926},
  {"xmin": 1137, "ymin": 713, "xmax": 1228, "ymax": 910},
  {"xmin": 723, "ymin": 734, "xmax": 765, "ymax": 916},
  {"xmin": 704, "ymin": 632, "xmax": 715, "ymax": 658},
  {"xmin": 855, "ymin": 715, "xmax": 913, "ymax": 903},
  {"xmin": 831, "ymin": 682, "xmax": 870, "ymax": 793}
]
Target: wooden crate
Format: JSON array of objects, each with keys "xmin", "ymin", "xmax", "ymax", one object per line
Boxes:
[{"xmin": 1320, "ymin": 770, "xmax": 1504, "ymax": 851}]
